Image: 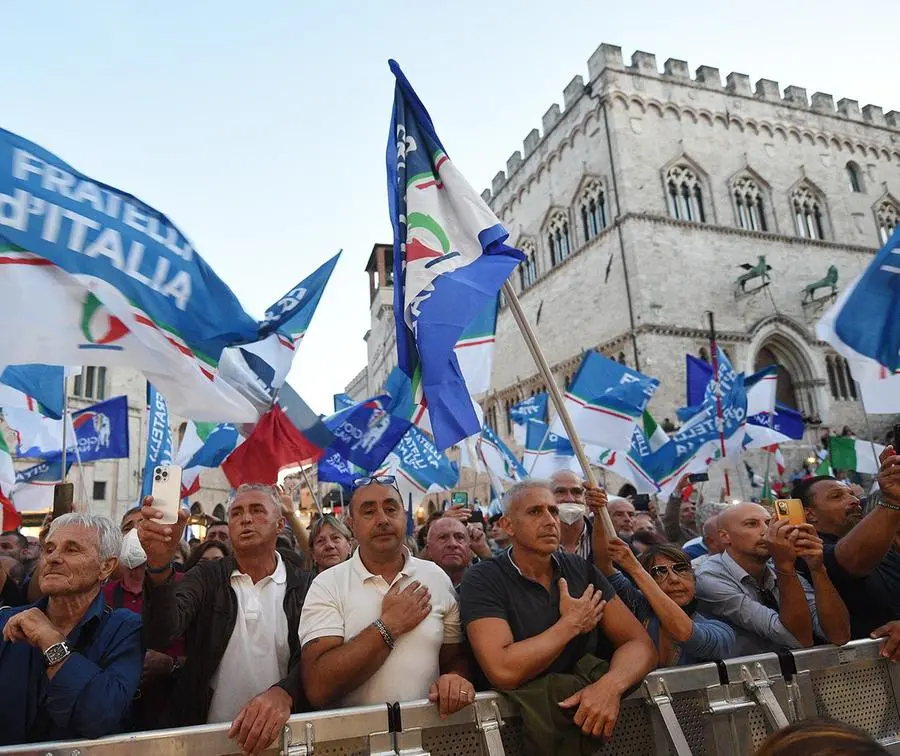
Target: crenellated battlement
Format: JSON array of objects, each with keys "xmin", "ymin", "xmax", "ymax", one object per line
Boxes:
[{"xmin": 482, "ymin": 42, "xmax": 899, "ymax": 202}]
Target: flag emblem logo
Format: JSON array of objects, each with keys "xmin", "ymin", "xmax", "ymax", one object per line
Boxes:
[
  {"xmin": 79, "ymin": 293, "xmax": 128, "ymax": 349},
  {"xmin": 73, "ymin": 411, "xmax": 112, "ymax": 448}
]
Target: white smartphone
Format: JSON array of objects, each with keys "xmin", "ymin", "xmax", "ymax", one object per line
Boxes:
[{"xmin": 150, "ymin": 464, "xmax": 183, "ymax": 525}]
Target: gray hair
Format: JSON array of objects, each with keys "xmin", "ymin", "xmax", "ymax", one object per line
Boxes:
[
  {"xmin": 227, "ymin": 483, "xmax": 281, "ymax": 514},
  {"xmin": 502, "ymin": 479, "xmax": 555, "ymax": 513},
  {"xmin": 47, "ymin": 513, "xmax": 122, "ymax": 561}
]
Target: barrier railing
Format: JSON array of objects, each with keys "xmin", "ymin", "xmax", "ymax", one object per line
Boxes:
[{"xmin": 3, "ymin": 638, "xmax": 899, "ymax": 756}]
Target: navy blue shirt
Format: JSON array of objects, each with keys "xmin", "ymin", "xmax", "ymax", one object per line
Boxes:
[{"xmin": 0, "ymin": 592, "xmax": 143, "ymax": 745}]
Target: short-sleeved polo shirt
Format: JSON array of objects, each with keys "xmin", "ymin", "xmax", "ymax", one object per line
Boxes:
[
  {"xmin": 298, "ymin": 548, "xmax": 461, "ymax": 707},
  {"xmin": 459, "ymin": 548, "xmax": 616, "ymax": 678}
]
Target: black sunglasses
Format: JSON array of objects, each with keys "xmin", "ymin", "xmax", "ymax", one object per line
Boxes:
[
  {"xmin": 351, "ymin": 475, "xmax": 398, "ymax": 490},
  {"xmin": 648, "ymin": 563, "xmax": 693, "ymax": 581}
]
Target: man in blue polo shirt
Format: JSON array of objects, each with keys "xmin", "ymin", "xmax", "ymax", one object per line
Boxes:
[{"xmin": 0, "ymin": 513, "xmax": 143, "ymax": 745}]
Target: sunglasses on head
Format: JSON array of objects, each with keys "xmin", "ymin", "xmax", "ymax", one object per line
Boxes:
[
  {"xmin": 351, "ymin": 475, "xmax": 398, "ymax": 490},
  {"xmin": 648, "ymin": 563, "xmax": 693, "ymax": 581}
]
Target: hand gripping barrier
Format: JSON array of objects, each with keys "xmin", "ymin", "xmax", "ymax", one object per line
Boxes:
[{"xmin": 2, "ymin": 639, "xmax": 899, "ymax": 756}]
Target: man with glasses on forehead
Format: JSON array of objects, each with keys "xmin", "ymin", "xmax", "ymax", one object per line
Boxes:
[{"xmin": 299, "ymin": 476, "xmax": 475, "ymax": 716}]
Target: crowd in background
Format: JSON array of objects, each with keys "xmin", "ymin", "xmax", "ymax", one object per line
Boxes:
[{"xmin": 0, "ymin": 446, "xmax": 898, "ymax": 755}]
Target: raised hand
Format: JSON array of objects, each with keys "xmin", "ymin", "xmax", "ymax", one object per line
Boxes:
[
  {"xmin": 585, "ymin": 486, "xmax": 608, "ymax": 515},
  {"xmin": 136, "ymin": 496, "xmax": 188, "ymax": 569},
  {"xmin": 878, "ymin": 449, "xmax": 900, "ymax": 506},
  {"xmin": 558, "ymin": 578, "xmax": 606, "ymax": 636},
  {"xmin": 379, "ymin": 580, "xmax": 432, "ymax": 638},
  {"xmin": 765, "ymin": 518, "xmax": 798, "ymax": 572}
]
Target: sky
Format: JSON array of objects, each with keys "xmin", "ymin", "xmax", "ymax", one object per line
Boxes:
[{"xmin": 5, "ymin": 0, "xmax": 894, "ymax": 415}]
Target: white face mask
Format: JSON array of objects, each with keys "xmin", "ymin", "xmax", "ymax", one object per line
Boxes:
[
  {"xmin": 120, "ymin": 528, "xmax": 147, "ymax": 570},
  {"xmin": 558, "ymin": 503, "xmax": 586, "ymax": 525}
]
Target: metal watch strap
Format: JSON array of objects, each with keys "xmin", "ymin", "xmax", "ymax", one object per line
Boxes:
[
  {"xmin": 879, "ymin": 499, "xmax": 900, "ymax": 511},
  {"xmin": 373, "ymin": 619, "xmax": 395, "ymax": 649}
]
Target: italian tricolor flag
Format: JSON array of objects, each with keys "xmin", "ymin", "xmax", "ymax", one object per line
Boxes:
[
  {"xmin": 0, "ymin": 433, "xmax": 21, "ymax": 531},
  {"xmin": 829, "ymin": 437, "xmax": 886, "ymax": 475},
  {"xmin": 643, "ymin": 411, "xmax": 669, "ymax": 452}
]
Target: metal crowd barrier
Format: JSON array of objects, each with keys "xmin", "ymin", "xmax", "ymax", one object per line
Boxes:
[{"xmin": 3, "ymin": 638, "xmax": 900, "ymax": 756}]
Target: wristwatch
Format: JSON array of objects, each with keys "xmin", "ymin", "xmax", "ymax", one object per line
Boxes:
[{"xmin": 43, "ymin": 640, "xmax": 72, "ymax": 668}]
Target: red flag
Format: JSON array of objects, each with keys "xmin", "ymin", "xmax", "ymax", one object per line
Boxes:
[
  {"xmin": 222, "ymin": 405, "xmax": 327, "ymax": 487},
  {"xmin": 1, "ymin": 492, "xmax": 22, "ymax": 532}
]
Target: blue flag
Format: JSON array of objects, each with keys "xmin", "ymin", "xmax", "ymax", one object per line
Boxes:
[
  {"xmin": 478, "ymin": 425, "xmax": 528, "ymax": 485},
  {"xmin": 333, "ymin": 393, "xmax": 355, "ymax": 413},
  {"xmin": 15, "ymin": 456, "xmax": 72, "ymax": 486},
  {"xmin": 324, "ymin": 395, "xmax": 412, "ymax": 471},
  {"xmin": 316, "ymin": 450, "xmax": 363, "ymax": 489},
  {"xmin": 387, "ymin": 61, "xmax": 524, "ymax": 450},
  {"xmin": 68, "ymin": 395, "xmax": 130, "ymax": 463},
  {"xmin": 258, "ymin": 252, "xmax": 341, "ymax": 343},
  {"xmin": 833, "ymin": 226, "xmax": 900, "ymax": 371},
  {"xmin": 140, "ymin": 384, "xmax": 173, "ymax": 499},
  {"xmin": 379, "ymin": 425, "xmax": 459, "ymax": 505},
  {"xmin": 0, "ymin": 365, "xmax": 65, "ymax": 418},
  {"xmin": 510, "ymin": 393, "xmax": 548, "ymax": 427}
]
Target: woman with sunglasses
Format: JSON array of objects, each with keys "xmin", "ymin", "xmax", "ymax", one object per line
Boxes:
[
  {"xmin": 597, "ymin": 538, "xmax": 735, "ymax": 667},
  {"xmin": 307, "ymin": 515, "xmax": 353, "ymax": 573}
]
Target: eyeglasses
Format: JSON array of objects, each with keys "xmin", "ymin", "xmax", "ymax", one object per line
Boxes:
[
  {"xmin": 351, "ymin": 475, "xmax": 397, "ymax": 490},
  {"xmin": 648, "ymin": 563, "xmax": 693, "ymax": 581}
]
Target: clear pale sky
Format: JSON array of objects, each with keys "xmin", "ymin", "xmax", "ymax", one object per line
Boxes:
[{"xmin": 5, "ymin": 1, "xmax": 893, "ymax": 414}]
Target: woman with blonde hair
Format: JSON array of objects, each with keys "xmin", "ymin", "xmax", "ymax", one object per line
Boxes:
[{"xmin": 306, "ymin": 514, "xmax": 353, "ymax": 572}]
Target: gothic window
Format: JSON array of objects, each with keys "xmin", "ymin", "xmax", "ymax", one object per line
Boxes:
[
  {"xmin": 699, "ymin": 347, "xmax": 710, "ymax": 363},
  {"xmin": 846, "ymin": 162, "xmax": 863, "ymax": 193},
  {"xmin": 826, "ymin": 356, "xmax": 839, "ymax": 399},
  {"xmin": 518, "ymin": 240, "xmax": 538, "ymax": 290},
  {"xmin": 843, "ymin": 358, "xmax": 858, "ymax": 400},
  {"xmin": 666, "ymin": 164, "xmax": 706, "ymax": 223},
  {"xmin": 547, "ymin": 212, "xmax": 572, "ymax": 266},
  {"xmin": 732, "ymin": 174, "xmax": 768, "ymax": 232},
  {"xmin": 876, "ymin": 200, "xmax": 899, "ymax": 245},
  {"xmin": 505, "ymin": 399, "xmax": 513, "ymax": 434},
  {"xmin": 791, "ymin": 184, "xmax": 826, "ymax": 240},
  {"xmin": 826, "ymin": 355, "xmax": 858, "ymax": 400},
  {"xmin": 578, "ymin": 179, "xmax": 608, "ymax": 243}
]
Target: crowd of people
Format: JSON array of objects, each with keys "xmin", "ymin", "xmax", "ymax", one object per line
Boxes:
[{"xmin": 0, "ymin": 447, "xmax": 898, "ymax": 755}]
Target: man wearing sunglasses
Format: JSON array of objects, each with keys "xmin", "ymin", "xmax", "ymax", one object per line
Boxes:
[{"xmin": 299, "ymin": 476, "xmax": 474, "ymax": 717}]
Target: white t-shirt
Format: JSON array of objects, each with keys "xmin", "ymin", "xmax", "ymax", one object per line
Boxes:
[
  {"xmin": 298, "ymin": 547, "xmax": 462, "ymax": 707},
  {"xmin": 207, "ymin": 553, "xmax": 290, "ymax": 723}
]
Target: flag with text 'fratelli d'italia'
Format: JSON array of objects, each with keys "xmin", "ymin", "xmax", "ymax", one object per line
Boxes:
[
  {"xmin": 376, "ymin": 424, "xmax": 459, "ymax": 508},
  {"xmin": 387, "ymin": 61, "xmax": 524, "ymax": 450},
  {"xmin": 817, "ymin": 226, "xmax": 900, "ymax": 413},
  {"xmin": 550, "ymin": 351, "xmax": 659, "ymax": 452},
  {"xmin": 140, "ymin": 384, "xmax": 173, "ymax": 500},
  {"xmin": 0, "ymin": 128, "xmax": 268, "ymax": 422}
]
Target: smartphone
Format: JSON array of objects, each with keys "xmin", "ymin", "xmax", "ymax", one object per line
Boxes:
[
  {"xmin": 52, "ymin": 482, "xmax": 74, "ymax": 519},
  {"xmin": 150, "ymin": 464, "xmax": 183, "ymax": 525},
  {"xmin": 688, "ymin": 473, "xmax": 709, "ymax": 483},
  {"xmin": 450, "ymin": 491, "xmax": 469, "ymax": 509},
  {"xmin": 774, "ymin": 498, "xmax": 806, "ymax": 526}
]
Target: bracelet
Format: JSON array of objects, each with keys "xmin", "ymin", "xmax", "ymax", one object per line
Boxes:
[
  {"xmin": 878, "ymin": 499, "xmax": 900, "ymax": 511},
  {"xmin": 373, "ymin": 619, "xmax": 395, "ymax": 650},
  {"xmin": 774, "ymin": 568, "xmax": 797, "ymax": 578},
  {"xmin": 146, "ymin": 561, "xmax": 173, "ymax": 574}
]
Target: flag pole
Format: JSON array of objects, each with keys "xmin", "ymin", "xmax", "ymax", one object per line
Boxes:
[
  {"xmin": 502, "ymin": 281, "xmax": 616, "ymax": 537},
  {"xmin": 858, "ymin": 392, "xmax": 884, "ymax": 475},
  {"xmin": 60, "ymin": 377, "xmax": 69, "ymax": 483},
  {"xmin": 299, "ymin": 463, "xmax": 323, "ymax": 515},
  {"xmin": 707, "ymin": 312, "xmax": 731, "ymax": 498}
]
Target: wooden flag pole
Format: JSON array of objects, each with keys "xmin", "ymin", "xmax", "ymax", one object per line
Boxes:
[{"xmin": 502, "ymin": 281, "xmax": 616, "ymax": 538}]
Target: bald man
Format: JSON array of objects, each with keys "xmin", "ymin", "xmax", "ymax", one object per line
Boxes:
[{"xmin": 694, "ymin": 503, "xmax": 849, "ymax": 656}]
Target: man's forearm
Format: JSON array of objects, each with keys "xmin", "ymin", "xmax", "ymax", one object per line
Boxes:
[
  {"xmin": 440, "ymin": 644, "xmax": 471, "ymax": 679},
  {"xmin": 484, "ymin": 621, "xmax": 577, "ymax": 689},
  {"xmin": 776, "ymin": 572, "xmax": 814, "ymax": 647},
  {"xmin": 304, "ymin": 627, "xmax": 391, "ymax": 707},
  {"xmin": 601, "ymin": 637, "xmax": 657, "ymax": 694},
  {"xmin": 663, "ymin": 495, "xmax": 682, "ymax": 541},
  {"xmin": 810, "ymin": 567, "xmax": 851, "ymax": 645},
  {"xmin": 835, "ymin": 506, "xmax": 900, "ymax": 577}
]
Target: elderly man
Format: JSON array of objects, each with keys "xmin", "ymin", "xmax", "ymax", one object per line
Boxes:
[
  {"xmin": 425, "ymin": 516, "xmax": 473, "ymax": 590},
  {"xmin": 695, "ymin": 502, "xmax": 850, "ymax": 656},
  {"xmin": 683, "ymin": 513, "xmax": 726, "ymax": 562},
  {"xmin": 461, "ymin": 480, "xmax": 656, "ymax": 743},
  {"xmin": 607, "ymin": 496, "xmax": 637, "ymax": 540},
  {"xmin": 552, "ymin": 470, "xmax": 595, "ymax": 561},
  {"xmin": 663, "ymin": 477, "xmax": 701, "ymax": 546},
  {"xmin": 793, "ymin": 449, "xmax": 900, "ymax": 640},
  {"xmin": 300, "ymin": 476, "xmax": 474, "ymax": 716},
  {"xmin": 0, "ymin": 513, "xmax": 142, "ymax": 744},
  {"xmin": 138, "ymin": 484, "xmax": 312, "ymax": 755}
]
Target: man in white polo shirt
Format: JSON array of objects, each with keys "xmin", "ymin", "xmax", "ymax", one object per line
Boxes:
[{"xmin": 299, "ymin": 476, "xmax": 474, "ymax": 716}]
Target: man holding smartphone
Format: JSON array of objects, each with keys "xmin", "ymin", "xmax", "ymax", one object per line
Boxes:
[{"xmin": 137, "ymin": 483, "xmax": 313, "ymax": 755}]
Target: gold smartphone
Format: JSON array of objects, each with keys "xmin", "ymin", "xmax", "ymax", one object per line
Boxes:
[{"xmin": 774, "ymin": 498, "xmax": 806, "ymax": 525}]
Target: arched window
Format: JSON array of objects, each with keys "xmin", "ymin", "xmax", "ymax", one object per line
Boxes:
[
  {"xmin": 578, "ymin": 179, "xmax": 608, "ymax": 243},
  {"xmin": 876, "ymin": 200, "xmax": 899, "ymax": 245},
  {"xmin": 846, "ymin": 162, "xmax": 863, "ymax": 193},
  {"xmin": 826, "ymin": 356, "xmax": 839, "ymax": 399},
  {"xmin": 518, "ymin": 240, "xmax": 538, "ymax": 290},
  {"xmin": 791, "ymin": 184, "xmax": 826, "ymax": 240},
  {"xmin": 699, "ymin": 347, "xmax": 709, "ymax": 363},
  {"xmin": 666, "ymin": 164, "xmax": 706, "ymax": 223},
  {"xmin": 547, "ymin": 212, "xmax": 571, "ymax": 266},
  {"xmin": 842, "ymin": 358, "xmax": 858, "ymax": 400},
  {"xmin": 733, "ymin": 174, "xmax": 768, "ymax": 232}
]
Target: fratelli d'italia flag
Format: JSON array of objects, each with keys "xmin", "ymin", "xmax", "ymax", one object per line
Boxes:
[
  {"xmin": 0, "ymin": 128, "xmax": 276, "ymax": 422},
  {"xmin": 387, "ymin": 61, "xmax": 523, "ymax": 450}
]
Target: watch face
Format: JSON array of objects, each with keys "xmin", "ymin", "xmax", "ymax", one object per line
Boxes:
[{"xmin": 44, "ymin": 642, "xmax": 70, "ymax": 666}]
